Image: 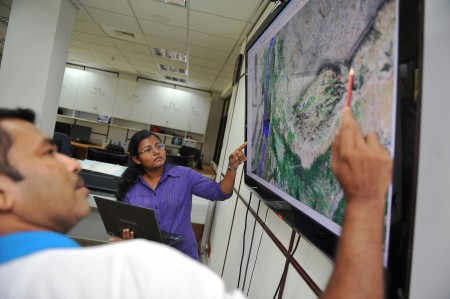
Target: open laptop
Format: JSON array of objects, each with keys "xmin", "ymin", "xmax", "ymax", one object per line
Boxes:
[{"xmin": 93, "ymin": 196, "xmax": 184, "ymax": 246}]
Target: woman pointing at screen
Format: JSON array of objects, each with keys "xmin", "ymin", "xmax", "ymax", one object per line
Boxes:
[{"xmin": 116, "ymin": 130, "xmax": 247, "ymax": 260}]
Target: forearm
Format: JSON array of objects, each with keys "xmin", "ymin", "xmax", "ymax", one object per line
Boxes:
[
  {"xmin": 321, "ymin": 197, "xmax": 385, "ymax": 299},
  {"xmin": 220, "ymin": 167, "xmax": 237, "ymax": 195}
]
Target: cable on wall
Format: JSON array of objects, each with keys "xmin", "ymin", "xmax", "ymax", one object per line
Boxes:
[
  {"xmin": 230, "ymin": 190, "xmax": 322, "ymax": 296},
  {"xmin": 273, "ymin": 232, "xmax": 301, "ymax": 299},
  {"xmin": 242, "ymin": 198, "xmax": 261, "ymax": 292},
  {"xmin": 237, "ymin": 193, "xmax": 253, "ymax": 289},
  {"xmin": 246, "ymin": 206, "xmax": 269, "ymax": 297}
]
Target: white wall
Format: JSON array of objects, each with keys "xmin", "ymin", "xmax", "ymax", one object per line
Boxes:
[{"xmin": 409, "ymin": 0, "xmax": 450, "ymax": 298}]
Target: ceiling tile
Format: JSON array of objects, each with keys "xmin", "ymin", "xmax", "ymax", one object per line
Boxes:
[
  {"xmin": 79, "ymin": 0, "xmax": 133, "ymax": 16},
  {"xmin": 129, "ymin": 58, "xmax": 158, "ymax": 68},
  {"xmin": 73, "ymin": 20, "xmax": 104, "ymax": 35},
  {"xmin": 73, "ymin": 32, "xmax": 114, "ymax": 46},
  {"xmin": 188, "ymin": 30, "xmax": 236, "ymax": 52},
  {"xmin": 112, "ymin": 39, "xmax": 151, "ymax": 55},
  {"xmin": 189, "ymin": 71, "xmax": 216, "ymax": 81},
  {"xmin": 145, "ymin": 35, "xmax": 187, "ymax": 53},
  {"xmin": 70, "ymin": 47, "xmax": 97, "ymax": 56},
  {"xmin": 139, "ymin": 19, "xmax": 187, "ymax": 42},
  {"xmin": 121, "ymin": 50, "xmax": 155, "ymax": 63},
  {"xmin": 221, "ymin": 63, "xmax": 234, "ymax": 73},
  {"xmin": 86, "ymin": 7, "xmax": 141, "ymax": 33},
  {"xmin": 188, "ymin": 55, "xmax": 223, "ymax": 70},
  {"xmin": 189, "ymin": 65, "xmax": 219, "ymax": 76},
  {"xmin": 130, "ymin": 0, "xmax": 188, "ymax": 29},
  {"xmin": 188, "ymin": 45, "xmax": 228, "ymax": 63},
  {"xmin": 189, "ymin": 10, "xmax": 246, "ymax": 39},
  {"xmin": 190, "ymin": 0, "xmax": 262, "ymax": 22},
  {"xmin": 218, "ymin": 70, "xmax": 233, "ymax": 80},
  {"xmin": 86, "ymin": 43, "xmax": 123, "ymax": 56},
  {"xmin": 70, "ymin": 39, "xmax": 90, "ymax": 49},
  {"xmin": 75, "ymin": 53, "xmax": 108, "ymax": 65},
  {"xmin": 105, "ymin": 56, "xmax": 129, "ymax": 64},
  {"xmin": 75, "ymin": 5, "xmax": 94, "ymax": 22}
]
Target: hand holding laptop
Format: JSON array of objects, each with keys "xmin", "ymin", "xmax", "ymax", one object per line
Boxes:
[{"xmin": 109, "ymin": 228, "xmax": 135, "ymax": 242}]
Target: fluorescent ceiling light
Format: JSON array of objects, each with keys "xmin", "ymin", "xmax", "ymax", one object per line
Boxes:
[
  {"xmin": 159, "ymin": 64, "xmax": 187, "ymax": 75},
  {"xmin": 160, "ymin": 0, "xmax": 186, "ymax": 7},
  {"xmin": 152, "ymin": 47, "xmax": 187, "ymax": 63},
  {"xmin": 165, "ymin": 76, "xmax": 186, "ymax": 83}
]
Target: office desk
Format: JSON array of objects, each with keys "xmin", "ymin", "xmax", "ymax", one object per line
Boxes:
[{"xmin": 71, "ymin": 141, "xmax": 104, "ymax": 159}]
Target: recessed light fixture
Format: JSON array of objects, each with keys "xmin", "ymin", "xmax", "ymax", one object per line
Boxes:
[
  {"xmin": 160, "ymin": 0, "xmax": 186, "ymax": 7},
  {"xmin": 152, "ymin": 47, "xmax": 187, "ymax": 63},
  {"xmin": 159, "ymin": 64, "xmax": 187, "ymax": 75},
  {"xmin": 165, "ymin": 76, "xmax": 186, "ymax": 83}
]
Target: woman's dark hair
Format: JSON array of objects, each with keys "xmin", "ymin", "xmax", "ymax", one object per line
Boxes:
[{"xmin": 116, "ymin": 130, "xmax": 161, "ymax": 201}]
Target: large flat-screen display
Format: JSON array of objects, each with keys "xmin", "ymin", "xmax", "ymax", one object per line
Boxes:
[{"xmin": 245, "ymin": 0, "xmax": 398, "ymax": 263}]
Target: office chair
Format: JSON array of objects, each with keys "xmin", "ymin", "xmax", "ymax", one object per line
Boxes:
[
  {"xmin": 52, "ymin": 132, "xmax": 72, "ymax": 156},
  {"xmin": 87, "ymin": 147, "xmax": 129, "ymax": 166}
]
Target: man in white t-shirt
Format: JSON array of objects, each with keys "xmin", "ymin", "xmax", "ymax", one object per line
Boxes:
[{"xmin": 0, "ymin": 107, "xmax": 391, "ymax": 299}]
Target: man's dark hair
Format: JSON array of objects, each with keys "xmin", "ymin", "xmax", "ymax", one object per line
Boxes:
[{"xmin": 0, "ymin": 108, "xmax": 36, "ymax": 181}]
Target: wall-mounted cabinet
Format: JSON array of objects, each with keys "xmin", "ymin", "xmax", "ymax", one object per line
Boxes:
[
  {"xmin": 113, "ymin": 78, "xmax": 154, "ymax": 123},
  {"xmin": 59, "ymin": 67, "xmax": 81, "ymax": 109},
  {"xmin": 58, "ymin": 67, "xmax": 212, "ymax": 146},
  {"xmin": 188, "ymin": 93, "xmax": 212, "ymax": 134},
  {"xmin": 151, "ymin": 88, "xmax": 191, "ymax": 131},
  {"xmin": 74, "ymin": 70, "xmax": 118, "ymax": 115}
]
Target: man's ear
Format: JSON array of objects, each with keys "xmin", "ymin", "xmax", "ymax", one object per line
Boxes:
[
  {"xmin": 131, "ymin": 156, "xmax": 140, "ymax": 165},
  {"xmin": 0, "ymin": 174, "xmax": 15, "ymax": 212},
  {"xmin": 0, "ymin": 186, "xmax": 14, "ymax": 212}
]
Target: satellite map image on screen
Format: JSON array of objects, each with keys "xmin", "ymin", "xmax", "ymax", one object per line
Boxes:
[{"xmin": 248, "ymin": 0, "xmax": 396, "ymax": 225}]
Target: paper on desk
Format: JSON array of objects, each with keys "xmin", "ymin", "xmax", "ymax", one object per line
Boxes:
[{"xmin": 78, "ymin": 159, "xmax": 127, "ymax": 177}]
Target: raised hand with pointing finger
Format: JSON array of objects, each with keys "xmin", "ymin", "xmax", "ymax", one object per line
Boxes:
[
  {"xmin": 219, "ymin": 142, "xmax": 248, "ymax": 194},
  {"xmin": 227, "ymin": 142, "xmax": 248, "ymax": 173}
]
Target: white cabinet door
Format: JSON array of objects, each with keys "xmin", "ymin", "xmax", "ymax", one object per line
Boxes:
[
  {"xmin": 59, "ymin": 68, "xmax": 81, "ymax": 109},
  {"xmin": 113, "ymin": 78, "xmax": 137, "ymax": 120},
  {"xmin": 94, "ymin": 75, "xmax": 117, "ymax": 115},
  {"xmin": 169, "ymin": 89, "xmax": 191, "ymax": 130},
  {"xmin": 74, "ymin": 71, "xmax": 97, "ymax": 113},
  {"xmin": 133, "ymin": 80, "xmax": 155, "ymax": 123},
  {"xmin": 75, "ymin": 71, "xmax": 117, "ymax": 115},
  {"xmin": 150, "ymin": 83, "xmax": 175, "ymax": 127},
  {"xmin": 187, "ymin": 94, "xmax": 211, "ymax": 134}
]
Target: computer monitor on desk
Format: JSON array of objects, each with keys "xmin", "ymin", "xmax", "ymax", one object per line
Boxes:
[
  {"xmin": 54, "ymin": 121, "xmax": 72, "ymax": 135},
  {"xmin": 87, "ymin": 148, "xmax": 129, "ymax": 166},
  {"xmin": 181, "ymin": 146, "xmax": 200, "ymax": 162},
  {"xmin": 71, "ymin": 124, "xmax": 92, "ymax": 144}
]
